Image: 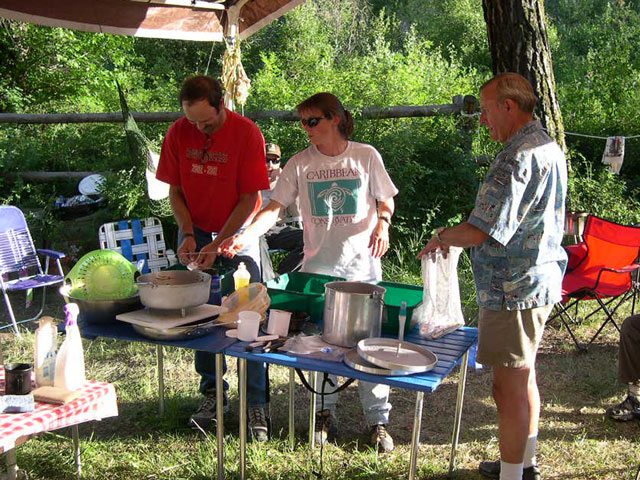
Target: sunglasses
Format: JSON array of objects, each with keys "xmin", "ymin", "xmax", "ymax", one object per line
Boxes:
[
  {"xmin": 200, "ymin": 137, "xmax": 212, "ymax": 165},
  {"xmin": 266, "ymin": 157, "xmax": 281, "ymax": 165},
  {"xmin": 300, "ymin": 115, "xmax": 329, "ymax": 128}
]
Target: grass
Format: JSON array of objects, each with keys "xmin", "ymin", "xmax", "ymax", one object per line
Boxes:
[{"xmin": 1, "ymin": 288, "xmax": 639, "ymax": 479}]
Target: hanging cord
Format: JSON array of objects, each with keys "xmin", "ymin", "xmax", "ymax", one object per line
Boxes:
[
  {"xmin": 544, "ymin": 128, "xmax": 640, "ymax": 140},
  {"xmin": 459, "ymin": 109, "xmax": 640, "ymax": 141},
  {"xmin": 204, "ymin": 41, "xmax": 216, "ymax": 76},
  {"xmin": 294, "ymin": 369, "xmax": 355, "ymax": 396},
  {"xmin": 294, "ymin": 370, "xmax": 356, "ymax": 479}
]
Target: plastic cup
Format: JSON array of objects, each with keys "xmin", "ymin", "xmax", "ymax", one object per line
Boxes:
[
  {"xmin": 237, "ymin": 311, "xmax": 261, "ymax": 341},
  {"xmin": 267, "ymin": 309, "xmax": 292, "ymax": 337}
]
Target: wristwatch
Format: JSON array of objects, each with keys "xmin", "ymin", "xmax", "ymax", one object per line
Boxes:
[
  {"xmin": 183, "ymin": 233, "xmax": 195, "ymax": 239},
  {"xmin": 378, "ymin": 215, "xmax": 392, "ymax": 226},
  {"xmin": 435, "ymin": 227, "xmax": 446, "ymax": 244}
]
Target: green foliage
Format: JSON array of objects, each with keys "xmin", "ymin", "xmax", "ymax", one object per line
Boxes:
[
  {"xmin": 547, "ymin": 0, "xmax": 640, "ymax": 189},
  {"xmin": 245, "ymin": 1, "xmax": 481, "ymax": 238},
  {"xmin": 567, "ymin": 151, "xmax": 640, "ymax": 225},
  {"xmin": 371, "ymin": 0, "xmax": 492, "ymax": 70}
]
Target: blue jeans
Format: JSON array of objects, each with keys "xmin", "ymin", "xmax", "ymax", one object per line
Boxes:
[{"xmin": 189, "ymin": 226, "xmax": 269, "ymax": 407}]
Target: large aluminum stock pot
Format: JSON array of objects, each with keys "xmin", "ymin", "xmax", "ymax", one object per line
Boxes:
[
  {"xmin": 322, "ymin": 281, "xmax": 386, "ymax": 347},
  {"xmin": 135, "ymin": 270, "xmax": 211, "ymax": 310}
]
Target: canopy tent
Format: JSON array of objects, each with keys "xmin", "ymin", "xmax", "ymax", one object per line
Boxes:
[
  {"xmin": 0, "ymin": 0, "xmax": 305, "ymax": 42},
  {"xmin": 0, "ymin": 0, "xmax": 306, "ymax": 109},
  {"xmin": 0, "ymin": 0, "xmax": 306, "ymax": 199}
]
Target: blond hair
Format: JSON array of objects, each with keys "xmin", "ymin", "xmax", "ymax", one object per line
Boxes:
[{"xmin": 481, "ymin": 73, "xmax": 538, "ymax": 114}]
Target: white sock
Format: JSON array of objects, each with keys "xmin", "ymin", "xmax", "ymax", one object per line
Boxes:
[
  {"xmin": 499, "ymin": 460, "xmax": 523, "ymax": 480},
  {"xmin": 523, "ymin": 433, "xmax": 538, "ymax": 468},
  {"xmin": 629, "ymin": 382, "xmax": 640, "ymax": 398}
]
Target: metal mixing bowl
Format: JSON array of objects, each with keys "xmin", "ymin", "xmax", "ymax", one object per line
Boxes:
[{"xmin": 59, "ymin": 285, "xmax": 142, "ymax": 324}]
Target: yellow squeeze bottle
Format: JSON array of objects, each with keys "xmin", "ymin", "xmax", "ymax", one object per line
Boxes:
[{"xmin": 233, "ymin": 262, "xmax": 251, "ymax": 306}]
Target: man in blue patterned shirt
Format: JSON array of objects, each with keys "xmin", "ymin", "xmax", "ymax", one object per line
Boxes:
[{"xmin": 418, "ymin": 73, "xmax": 567, "ymax": 480}]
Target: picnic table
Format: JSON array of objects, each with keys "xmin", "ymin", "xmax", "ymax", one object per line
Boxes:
[{"xmin": 0, "ymin": 369, "xmax": 118, "ymax": 480}]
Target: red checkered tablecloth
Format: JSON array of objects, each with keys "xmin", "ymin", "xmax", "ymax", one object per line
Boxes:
[{"xmin": 0, "ymin": 368, "xmax": 118, "ymax": 452}]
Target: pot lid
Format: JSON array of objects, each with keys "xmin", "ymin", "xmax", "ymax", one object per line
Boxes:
[
  {"xmin": 357, "ymin": 337, "xmax": 437, "ymax": 373},
  {"xmin": 344, "ymin": 349, "xmax": 413, "ymax": 376}
]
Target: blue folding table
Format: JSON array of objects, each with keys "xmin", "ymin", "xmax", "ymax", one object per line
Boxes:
[
  {"xmin": 225, "ymin": 326, "xmax": 478, "ymax": 480},
  {"xmin": 80, "ymin": 321, "xmax": 235, "ymax": 480}
]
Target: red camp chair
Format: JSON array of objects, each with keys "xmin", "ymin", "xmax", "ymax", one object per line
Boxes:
[{"xmin": 553, "ymin": 215, "xmax": 640, "ymax": 351}]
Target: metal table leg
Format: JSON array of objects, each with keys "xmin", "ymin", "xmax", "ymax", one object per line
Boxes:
[
  {"xmin": 308, "ymin": 371, "xmax": 317, "ymax": 450},
  {"xmin": 239, "ymin": 358, "xmax": 247, "ymax": 480},
  {"xmin": 5, "ymin": 448, "xmax": 17, "ymax": 480},
  {"xmin": 72, "ymin": 424, "xmax": 81, "ymax": 477},
  {"xmin": 408, "ymin": 391, "xmax": 424, "ymax": 480},
  {"xmin": 215, "ymin": 354, "xmax": 225, "ymax": 480},
  {"xmin": 288, "ymin": 367, "xmax": 295, "ymax": 450},
  {"xmin": 448, "ymin": 350, "xmax": 470, "ymax": 476},
  {"xmin": 156, "ymin": 345, "xmax": 164, "ymax": 416}
]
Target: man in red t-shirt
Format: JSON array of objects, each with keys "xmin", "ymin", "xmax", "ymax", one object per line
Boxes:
[{"xmin": 156, "ymin": 75, "xmax": 271, "ymax": 440}]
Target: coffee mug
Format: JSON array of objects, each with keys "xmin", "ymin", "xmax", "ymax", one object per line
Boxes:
[{"xmin": 4, "ymin": 363, "xmax": 33, "ymax": 395}]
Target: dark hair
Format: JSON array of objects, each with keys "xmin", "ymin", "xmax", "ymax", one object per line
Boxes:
[
  {"xmin": 296, "ymin": 92, "xmax": 354, "ymax": 139},
  {"xmin": 480, "ymin": 73, "xmax": 538, "ymax": 114},
  {"xmin": 179, "ymin": 75, "xmax": 223, "ymax": 109}
]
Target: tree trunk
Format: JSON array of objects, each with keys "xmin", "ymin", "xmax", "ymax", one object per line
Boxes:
[{"xmin": 482, "ymin": 0, "xmax": 566, "ymax": 151}]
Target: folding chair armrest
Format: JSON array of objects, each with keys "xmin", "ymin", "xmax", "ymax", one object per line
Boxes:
[
  {"xmin": 617, "ymin": 264, "xmax": 640, "ymax": 273},
  {"xmin": 593, "ymin": 264, "xmax": 639, "ymax": 289},
  {"xmin": 37, "ymin": 249, "xmax": 66, "ymax": 260}
]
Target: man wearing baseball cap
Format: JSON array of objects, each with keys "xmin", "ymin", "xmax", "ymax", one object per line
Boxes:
[{"xmin": 260, "ymin": 142, "xmax": 304, "ymax": 280}]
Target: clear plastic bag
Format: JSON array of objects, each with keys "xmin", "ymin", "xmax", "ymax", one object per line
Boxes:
[{"xmin": 413, "ymin": 248, "xmax": 465, "ymax": 339}]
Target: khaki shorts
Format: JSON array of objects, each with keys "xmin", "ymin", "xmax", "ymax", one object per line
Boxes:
[{"xmin": 476, "ymin": 304, "xmax": 554, "ymax": 368}]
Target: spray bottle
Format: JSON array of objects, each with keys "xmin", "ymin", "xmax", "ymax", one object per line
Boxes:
[{"xmin": 54, "ymin": 303, "xmax": 86, "ymax": 391}]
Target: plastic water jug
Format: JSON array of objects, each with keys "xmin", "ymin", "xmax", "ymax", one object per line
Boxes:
[{"xmin": 34, "ymin": 316, "xmax": 57, "ymax": 387}]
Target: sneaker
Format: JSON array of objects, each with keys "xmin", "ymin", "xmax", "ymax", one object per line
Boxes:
[
  {"xmin": 606, "ymin": 394, "xmax": 640, "ymax": 421},
  {"xmin": 369, "ymin": 423, "xmax": 394, "ymax": 452},
  {"xmin": 314, "ymin": 409, "xmax": 337, "ymax": 445},
  {"xmin": 479, "ymin": 459, "xmax": 541, "ymax": 480},
  {"xmin": 248, "ymin": 406, "xmax": 270, "ymax": 442},
  {"xmin": 189, "ymin": 392, "xmax": 229, "ymax": 429}
]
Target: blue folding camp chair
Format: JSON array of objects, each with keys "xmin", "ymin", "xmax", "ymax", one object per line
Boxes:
[
  {"xmin": 98, "ymin": 217, "xmax": 173, "ymax": 274},
  {"xmin": 0, "ymin": 206, "xmax": 65, "ymax": 336}
]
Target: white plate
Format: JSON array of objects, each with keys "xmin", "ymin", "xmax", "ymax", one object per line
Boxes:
[
  {"xmin": 226, "ymin": 329, "xmax": 238, "ymax": 338},
  {"xmin": 78, "ymin": 174, "xmax": 106, "ymax": 195}
]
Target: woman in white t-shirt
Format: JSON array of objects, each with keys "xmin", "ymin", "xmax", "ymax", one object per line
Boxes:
[{"xmin": 220, "ymin": 92, "xmax": 398, "ymax": 452}]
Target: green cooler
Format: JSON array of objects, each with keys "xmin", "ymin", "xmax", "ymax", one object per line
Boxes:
[{"xmin": 265, "ymin": 272, "xmax": 345, "ymax": 322}]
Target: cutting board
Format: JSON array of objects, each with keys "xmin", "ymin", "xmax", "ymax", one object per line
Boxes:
[{"xmin": 116, "ymin": 304, "xmax": 227, "ymax": 329}]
